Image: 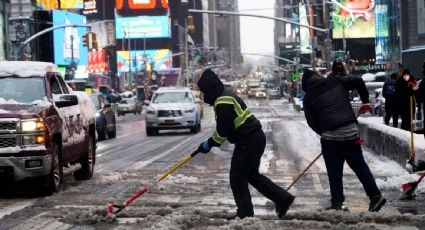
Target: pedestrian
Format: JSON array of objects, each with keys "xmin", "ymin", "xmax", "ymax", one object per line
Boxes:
[
  {"xmin": 197, "ymin": 69, "xmax": 295, "ymax": 219},
  {"xmin": 416, "ymin": 60, "xmax": 425, "ymax": 139},
  {"xmin": 394, "ymin": 68, "xmax": 417, "ymax": 131},
  {"xmin": 301, "ymin": 67, "xmax": 386, "ymax": 212},
  {"xmin": 382, "ymin": 73, "xmax": 398, "ymax": 126}
]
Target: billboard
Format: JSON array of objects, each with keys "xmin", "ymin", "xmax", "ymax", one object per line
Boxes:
[
  {"xmin": 375, "ymin": 4, "xmax": 389, "ymax": 63},
  {"xmin": 115, "ymin": 0, "xmax": 168, "ymax": 10},
  {"xmin": 117, "ymin": 49, "xmax": 171, "ymax": 72},
  {"xmin": 36, "ymin": 0, "xmax": 83, "ymax": 9},
  {"xmin": 332, "ymin": 0, "xmax": 376, "ymax": 38},
  {"xmin": 52, "ymin": 10, "xmax": 88, "ymax": 65},
  {"xmin": 299, "ymin": 3, "xmax": 312, "ymax": 54},
  {"xmin": 115, "ymin": 16, "xmax": 170, "ymax": 39}
]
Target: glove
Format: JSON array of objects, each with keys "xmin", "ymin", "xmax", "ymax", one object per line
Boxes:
[
  {"xmin": 358, "ymin": 103, "xmax": 372, "ymax": 115},
  {"xmin": 408, "ymin": 80, "xmax": 419, "ymax": 90},
  {"xmin": 198, "ymin": 140, "xmax": 212, "ymax": 154}
]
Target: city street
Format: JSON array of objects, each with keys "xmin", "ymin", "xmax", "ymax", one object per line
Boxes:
[{"xmin": 0, "ymin": 98, "xmax": 424, "ymax": 229}]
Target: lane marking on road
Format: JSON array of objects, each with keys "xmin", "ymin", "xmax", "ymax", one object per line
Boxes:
[
  {"xmin": 128, "ymin": 136, "xmax": 197, "ymax": 170},
  {"xmin": 0, "ymin": 200, "xmax": 36, "ymax": 219},
  {"xmin": 311, "ymin": 173, "xmax": 324, "ymax": 193}
]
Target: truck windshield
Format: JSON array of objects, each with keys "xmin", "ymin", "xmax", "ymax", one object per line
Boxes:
[{"xmin": 0, "ymin": 77, "xmax": 45, "ymax": 103}]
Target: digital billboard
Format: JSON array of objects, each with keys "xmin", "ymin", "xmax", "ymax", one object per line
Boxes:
[
  {"xmin": 332, "ymin": 0, "xmax": 376, "ymax": 38},
  {"xmin": 52, "ymin": 10, "xmax": 88, "ymax": 66},
  {"xmin": 375, "ymin": 4, "xmax": 389, "ymax": 63},
  {"xmin": 299, "ymin": 3, "xmax": 312, "ymax": 54},
  {"xmin": 115, "ymin": 16, "xmax": 170, "ymax": 39},
  {"xmin": 36, "ymin": 0, "xmax": 83, "ymax": 9},
  {"xmin": 115, "ymin": 0, "xmax": 168, "ymax": 10},
  {"xmin": 116, "ymin": 49, "xmax": 171, "ymax": 73}
]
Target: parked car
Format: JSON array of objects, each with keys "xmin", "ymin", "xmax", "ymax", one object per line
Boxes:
[
  {"xmin": 90, "ymin": 93, "xmax": 116, "ymax": 141},
  {"xmin": 192, "ymin": 90, "xmax": 204, "ymax": 118},
  {"xmin": 0, "ymin": 61, "xmax": 96, "ymax": 194},
  {"xmin": 267, "ymin": 88, "xmax": 281, "ymax": 99},
  {"xmin": 373, "ymin": 88, "xmax": 385, "ymax": 116},
  {"xmin": 145, "ymin": 87, "xmax": 201, "ymax": 136},
  {"xmin": 117, "ymin": 97, "xmax": 142, "ymax": 116}
]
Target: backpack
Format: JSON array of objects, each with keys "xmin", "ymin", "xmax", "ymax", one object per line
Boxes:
[{"xmin": 384, "ymin": 79, "xmax": 395, "ymax": 96}]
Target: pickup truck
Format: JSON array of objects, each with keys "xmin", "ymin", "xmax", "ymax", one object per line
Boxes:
[{"xmin": 0, "ymin": 61, "xmax": 97, "ymax": 194}]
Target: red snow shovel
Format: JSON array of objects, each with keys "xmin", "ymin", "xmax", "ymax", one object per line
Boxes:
[
  {"xmin": 400, "ymin": 172, "xmax": 425, "ymax": 200},
  {"xmin": 106, "ymin": 149, "xmax": 200, "ymax": 215}
]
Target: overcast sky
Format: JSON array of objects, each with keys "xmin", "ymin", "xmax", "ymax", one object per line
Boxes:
[{"xmin": 238, "ymin": 0, "xmax": 275, "ymax": 62}]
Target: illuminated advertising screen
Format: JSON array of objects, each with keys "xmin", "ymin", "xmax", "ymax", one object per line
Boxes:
[
  {"xmin": 375, "ymin": 4, "xmax": 389, "ymax": 63},
  {"xmin": 52, "ymin": 10, "xmax": 88, "ymax": 66},
  {"xmin": 115, "ymin": 16, "xmax": 170, "ymax": 39},
  {"xmin": 299, "ymin": 3, "xmax": 312, "ymax": 54},
  {"xmin": 116, "ymin": 0, "xmax": 168, "ymax": 10},
  {"xmin": 36, "ymin": 0, "xmax": 83, "ymax": 9},
  {"xmin": 116, "ymin": 49, "xmax": 171, "ymax": 72},
  {"xmin": 332, "ymin": 0, "xmax": 376, "ymax": 38}
]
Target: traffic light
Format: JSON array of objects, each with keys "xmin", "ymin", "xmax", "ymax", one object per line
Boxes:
[
  {"xmin": 82, "ymin": 33, "xmax": 89, "ymax": 47},
  {"xmin": 187, "ymin": 15, "xmax": 195, "ymax": 34},
  {"xmin": 82, "ymin": 32, "xmax": 98, "ymax": 49},
  {"xmin": 91, "ymin": 32, "xmax": 98, "ymax": 50}
]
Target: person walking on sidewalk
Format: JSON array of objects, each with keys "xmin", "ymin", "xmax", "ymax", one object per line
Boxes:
[
  {"xmin": 196, "ymin": 69, "xmax": 295, "ymax": 219},
  {"xmin": 394, "ymin": 69, "xmax": 418, "ymax": 131},
  {"xmin": 382, "ymin": 73, "xmax": 398, "ymax": 126},
  {"xmin": 302, "ymin": 67, "xmax": 386, "ymax": 212}
]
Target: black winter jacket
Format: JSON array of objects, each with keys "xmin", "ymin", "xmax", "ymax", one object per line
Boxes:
[
  {"xmin": 303, "ymin": 74, "xmax": 369, "ymax": 135},
  {"xmin": 198, "ymin": 70, "xmax": 261, "ymax": 146}
]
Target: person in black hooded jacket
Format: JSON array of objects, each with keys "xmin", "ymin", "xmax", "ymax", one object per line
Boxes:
[
  {"xmin": 197, "ymin": 69, "xmax": 295, "ymax": 219},
  {"xmin": 302, "ymin": 67, "xmax": 386, "ymax": 213}
]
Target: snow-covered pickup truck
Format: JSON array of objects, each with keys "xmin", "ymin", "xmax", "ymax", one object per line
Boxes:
[{"xmin": 0, "ymin": 61, "xmax": 96, "ymax": 194}]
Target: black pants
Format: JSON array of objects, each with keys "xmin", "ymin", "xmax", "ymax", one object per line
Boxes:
[
  {"xmin": 384, "ymin": 98, "xmax": 397, "ymax": 126},
  {"xmin": 321, "ymin": 139, "xmax": 381, "ymax": 204},
  {"xmin": 230, "ymin": 130, "xmax": 294, "ymax": 218}
]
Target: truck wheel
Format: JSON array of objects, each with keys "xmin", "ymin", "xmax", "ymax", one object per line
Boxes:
[
  {"xmin": 44, "ymin": 142, "xmax": 63, "ymax": 194},
  {"xmin": 74, "ymin": 135, "xmax": 95, "ymax": 180}
]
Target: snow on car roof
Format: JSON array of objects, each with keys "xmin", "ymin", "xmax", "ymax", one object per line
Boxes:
[
  {"xmin": 0, "ymin": 61, "xmax": 59, "ymax": 77},
  {"xmin": 155, "ymin": 87, "xmax": 192, "ymax": 92}
]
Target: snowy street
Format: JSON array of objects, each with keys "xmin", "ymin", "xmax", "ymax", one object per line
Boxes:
[{"xmin": 0, "ymin": 98, "xmax": 425, "ymax": 229}]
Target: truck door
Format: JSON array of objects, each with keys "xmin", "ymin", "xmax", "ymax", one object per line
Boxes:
[{"xmin": 51, "ymin": 75, "xmax": 83, "ymax": 162}]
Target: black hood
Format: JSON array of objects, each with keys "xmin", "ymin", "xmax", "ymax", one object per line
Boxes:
[
  {"xmin": 197, "ymin": 69, "xmax": 224, "ymax": 105},
  {"xmin": 301, "ymin": 69, "xmax": 315, "ymax": 92}
]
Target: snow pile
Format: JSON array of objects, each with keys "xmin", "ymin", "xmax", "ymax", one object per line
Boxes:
[
  {"xmin": 0, "ymin": 61, "xmax": 58, "ymax": 77},
  {"xmin": 260, "ymin": 149, "xmax": 274, "ymax": 174},
  {"xmin": 163, "ymin": 174, "xmax": 199, "ymax": 184},
  {"xmin": 93, "ymin": 172, "xmax": 125, "ymax": 185},
  {"xmin": 0, "ymin": 98, "xmax": 19, "ymax": 104},
  {"xmin": 358, "ymin": 116, "xmax": 425, "ymax": 164}
]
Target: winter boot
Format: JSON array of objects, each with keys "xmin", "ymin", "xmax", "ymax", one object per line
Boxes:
[
  {"xmin": 369, "ymin": 195, "xmax": 386, "ymax": 212},
  {"xmin": 275, "ymin": 195, "xmax": 295, "ymax": 219},
  {"xmin": 325, "ymin": 202, "xmax": 349, "ymax": 212}
]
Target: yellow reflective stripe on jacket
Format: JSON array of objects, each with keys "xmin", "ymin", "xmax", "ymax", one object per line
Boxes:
[
  {"xmin": 214, "ymin": 96, "xmax": 253, "ymax": 129},
  {"xmin": 212, "ymin": 131, "xmax": 227, "ymax": 144},
  {"xmin": 214, "ymin": 96, "xmax": 243, "ymax": 116},
  {"xmin": 234, "ymin": 109, "xmax": 253, "ymax": 129}
]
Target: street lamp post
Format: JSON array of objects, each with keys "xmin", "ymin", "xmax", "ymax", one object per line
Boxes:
[{"xmin": 182, "ymin": 0, "xmax": 189, "ymax": 86}]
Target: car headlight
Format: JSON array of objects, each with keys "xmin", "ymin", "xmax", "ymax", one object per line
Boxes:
[
  {"xmin": 146, "ymin": 110, "xmax": 156, "ymax": 115},
  {"xmin": 184, "ymin": 108, "xmax": 195, "ymax": 113},
  {"xmin": 21, "ymin": 119, "xmax": 44, "ymax": 132}
]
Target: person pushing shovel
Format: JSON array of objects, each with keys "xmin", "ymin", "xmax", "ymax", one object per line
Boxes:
[
  {"xmin": 197, "ymin": 69, "xmax": 295, "ymax": 219},
  {"xmin": 302, "ymin": 64, "xmax": 386, "ymax": 212}
]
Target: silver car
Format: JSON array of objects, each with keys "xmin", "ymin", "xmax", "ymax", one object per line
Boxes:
[{"xmin": 144, "ymin": 87, "xmax": 201, "ymax": 136}]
